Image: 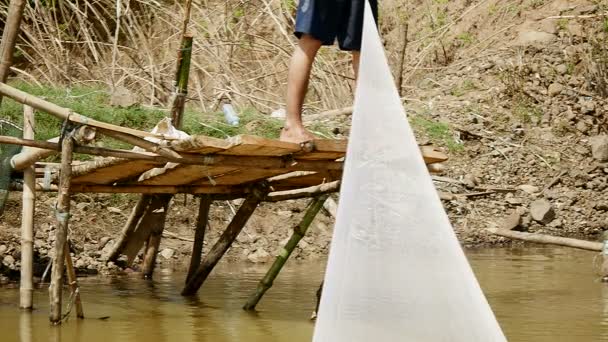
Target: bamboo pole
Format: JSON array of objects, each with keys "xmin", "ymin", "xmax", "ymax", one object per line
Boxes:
[
  {"xmin": 19, "ymin": 105, "xmax": 34, "ymax": 309},
  {"xmin": 187, "ymin": 195, "xmax": 212, "ymax": 283},
  {"xmin": 64, "ymin": 242, "xmax": 83, "ymax": 319},
  {"xmin": 486, "ymin": 228, "xmax": 603, "ymax": 251},
  {"xmin": 170, "ymin": 35, "xmax": 193, "ymax": 128},
  {"xmin": 49, "ymin": 134, "xmax": 74, "ymax": 324},
  {"xmin": 243, "ymin": 194, "xmax": 328, "ymax": 310},
  {"xmin": 141, "ymin": 195, "xmax": 171, "ymax": 278},
  {"xmin": 0, "ymin": 83, "xmax": 166, "ymax": 139},
  {"xmin": 182, "ymin": 185, "xmax": 269, "ymax": 296},
  {"xmin": 11, "ymin": 126, "xmax": 95, "ymax": 171},
  {"xmin": 0, "ymin": 0, "xmax": 27, "ymax": 104},
  {"xmin": 107, "ymin": 195, "xmax": 151, "ymax": 261}
]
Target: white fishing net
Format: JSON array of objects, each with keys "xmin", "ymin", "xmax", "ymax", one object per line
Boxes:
[{"xmin": 312, "ymin": 2, "xmax": 507, "ymax": 341}]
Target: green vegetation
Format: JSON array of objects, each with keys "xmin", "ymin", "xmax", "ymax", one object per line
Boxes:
[
  {"xmin": 0, "ymin": 83, "xmax": 318, "ymax": 158},
  {"xmin": 456, "ymin": 32, "xmax": 474, "ymax": 46},
  {"xmin": 409, "ymin": 115, "xmax": 463, "ymax": 152},
  {"xmin": 557, "ymin": 19, "xmax": 569, "ymax": 31},
  {"xmin": 450, "ymin": 79, "xmax": 476, "ymax": 97},
  {"xmin": 513, "ymin": 102, "xmax": 543, "ymax": 124}
]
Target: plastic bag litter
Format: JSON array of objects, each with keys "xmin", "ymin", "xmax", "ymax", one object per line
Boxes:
[{"xmin": 133, "ymin": 117, "xmax": 189, "ymax": 152}]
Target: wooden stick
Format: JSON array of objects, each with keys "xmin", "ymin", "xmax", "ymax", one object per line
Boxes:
[
  {"xmin": 182, "ymin": 185, "xmax": 268, "ymax": 295},
  {"xmin": 0, "ymin": 83, "xmax": 166, "ymax": 139},
  {"xmin": 243, "ymin": 195, "xmax": 328, "ymax": 310},
  {"xmin": 49, "ymin": 134, "xmax": 74, "ymax": 324},
  {"xmin": 187, "ymin": 195, "xmax": 212, "ymax": 283},
  {"xmin": 0, "ymin": 0, "xmax": 27, "ymax": 103},
  {"xmin": 486, "ymin": 228, "xmax": 602, "ymax": 252},
  {"xmin": 19, "ymin": 105, "xmax": 35, "ymax": 310},
  {"xmin": 63, "ymin": 242, "xmax": 83, "ymax": 319},
  {"xmin": 141, "ymin": 195, "xmax": 172, "ymax": 278},
  {"xmin": 106, "ymin": 195, "xmax": 151, "ymax": 262},
  {"xmin": 267, "ymin": 181, "xmax": 340, "ymax": 202}
]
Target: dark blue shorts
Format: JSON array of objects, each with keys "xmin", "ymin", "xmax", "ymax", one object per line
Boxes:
[{"xmin": 294, "ymin": 0, "xmax": 379, "ymax": 51}]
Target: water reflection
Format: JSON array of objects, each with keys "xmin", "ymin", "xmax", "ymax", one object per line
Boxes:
[{"xmin": 2, "ymin": 248, "xmax": 608, "ymax": 341}]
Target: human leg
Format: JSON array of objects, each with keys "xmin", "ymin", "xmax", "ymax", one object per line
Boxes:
[{"xmin": 280, "ymin": 35, "xmax": 323, "ymax": 143}]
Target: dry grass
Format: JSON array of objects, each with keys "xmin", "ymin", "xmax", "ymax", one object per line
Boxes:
[{"xmin": 0, "ymin": 0, "xmax": 560, "ymax": 117}]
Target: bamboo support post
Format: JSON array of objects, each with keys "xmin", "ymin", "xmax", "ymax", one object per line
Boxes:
[
  {"xmin": 170, "ymin": 35, "xmax": 193, "ymax": 128},
  {"xmin": 186, "ymin": 195, "xmax": 212, "ymax": 283},
  {"xmin": 107, "ymin": 195, "xmax": 151, "ymax": 261},
  {"xmin": 602, "ymin": 232, "xmax": 608, "ymax": 282},
  {"xmin": 243, "ymin": 195, "xmax": 328, "ymax": 311},
  {"xmin": 141, "ymin": 195, "xmax": 172, "ymax": 279},
  {"xmin": 182, "ymin": 184, "xmax": 269, "ymax": 296},
  {"xmin": 19, "ymin": 105, "xmax": 34, "ymax": 309},
  {"xmin": 49, "ymin": 134, "xmax": 74, "ymax": 324},
  {"xmin": 0, "ymin": 0, "xmax": 27, "ymax": 104},
  {"xmin": 64, "ymin": 242, "xmax": 83, "ymax": 319},
  {"xmin": 486, "ymin": 228, "xmax": 603, "ymax": 251}
]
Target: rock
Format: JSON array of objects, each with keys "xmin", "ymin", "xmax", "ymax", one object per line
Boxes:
[
  {"xmin": 247, "ymin": 249, "xmax": 270, "ymax": 263},
  {"xmin": 581, "ymin": 101, "xmax": 596, "ymax": 114},
  {"xmin": 502, "ymin": 211, "xmax": 522, "ymax": 231},
  {"xmin": 110, "ymin": 86, "xmax": 138, "ymax": 107},
  {"xmin": 530, "ymin": 200, "xmax": 556, "ymax": 225},
  {"xmin": 517, "ymin": 31, "xmax": 556, "ymax": 45},
  {"xmin": 555, "ymin": 64, "xmax": 568, "ymax": 75},
  {"xmin": 463, "ymin": 174, "xmax": 477, "ymax": 189},
  {"xmin": 518, "ymin": 184, "xmax": 539, "ymax": 194},
  {"xmin": 590, "ymin": 135, "xmax": 608, "ymax": 162},
  {"xmin": 159, "ymin": 248, "xmax": 175, "ymax": 259},
  {"xmin": 76, "ymin": 202, "xmax": 89, "ymax": 211},
  {"xmin": 107, "ymin": 207, "xmax": 122, "ymax": 214},
  {"xmin": 2, "ymin": 255, "xmax": 15, "ymax": 266},
  {"xmin": 75, "ymin": 259, "xmax": 86, "ymax": 269},
  {"xmin": 0, "ymin": 245, "xmax": 6, "ymax": 256},
  {"xmin": 547, "ymin": 83, "xmax": 564, "ymax": 97},
  {"xmin": 576, "ymin": 120, "xmax": 590, "ymax": 133},
  {"xmin": 98, "ymin": 237, "xmax": 111, "ymax": 250}
]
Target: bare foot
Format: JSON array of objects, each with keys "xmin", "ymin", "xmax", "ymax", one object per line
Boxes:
[{"xmin": 280, "ymin": 125, "xmax": 315, "ymax": 144}]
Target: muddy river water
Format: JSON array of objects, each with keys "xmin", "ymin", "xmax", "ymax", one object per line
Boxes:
[{"xmin": 1, "ymin": 247, "xmax": 607, "ymax": 341}]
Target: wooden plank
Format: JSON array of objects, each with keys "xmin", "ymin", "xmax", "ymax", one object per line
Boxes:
[
  {"xmin": 270, "ymin": 171, "xmax": 342, "ymax": 188},
  {"xmin": 195, "ymin": 168, "xmax": 287, "ymax": 186},
  {"xmin": 169, "ymin": 135, "xmax": 231, "ymax": 154},
  {"xmin": 138, "ymin": 165, "xmax": 237, "ymax": 186},
  {"xmin": 71, "ymin": 159, "xmax": 159, "ymax": 185},
  {"xmin": 220, "ymin": 135, "xmax": 300, "ymax": 156},
  {"xmin": 296, "ymin": 139, "xmax": 347, "ymax": 160}
]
